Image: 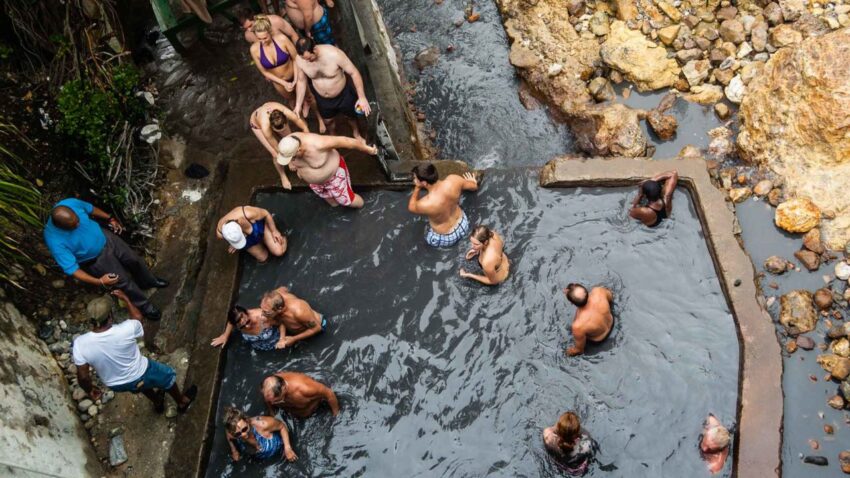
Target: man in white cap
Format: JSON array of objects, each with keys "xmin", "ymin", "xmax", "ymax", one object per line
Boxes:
[
  {"xmin": 276, "ymin": 132, "xmax": 376, "ymax": 208},
  {"xmin": 215, "ymin": 205, "xmax": 287, "ymax": 263}
]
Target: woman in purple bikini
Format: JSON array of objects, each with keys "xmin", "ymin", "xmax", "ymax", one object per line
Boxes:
[{"xmin": 249, "ymin": 16, "xmax": 324, "ymax": 132}]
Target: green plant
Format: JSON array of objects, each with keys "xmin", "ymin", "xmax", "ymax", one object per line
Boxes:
[{"xmin": 0, "ymin": 121, "xmax": 43, "ymax": 288}]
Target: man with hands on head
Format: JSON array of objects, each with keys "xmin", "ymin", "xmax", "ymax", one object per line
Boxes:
[
  {"xmin": 408, "ymin": 163, "xmax": 479, "ymax": 248},
  {"xmin": 44, "ymin": 198, "xmax": 169, "ymax": 320}
]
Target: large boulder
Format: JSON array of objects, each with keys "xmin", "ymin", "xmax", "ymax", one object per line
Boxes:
[
  {"xmin": 600, "ymin": 21, "xmax": 681, "ymax": 91},
  {"xmin": 775, "ymin": 198, "xmax": 821, "ymax": 233},
  {"xmin": 738, "ymin": 29, "xmax": 850, "ymax": 248},
  {"xmin": 570, "ymin": 103, "xmax": 647, "ymax": 157},
  {"xmin": 779, "ymin": 290, "xmax": 817, "ymax": 335}
]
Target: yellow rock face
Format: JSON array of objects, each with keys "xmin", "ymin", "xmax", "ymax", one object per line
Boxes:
[
  {"xmin": 775, "ymin": 198, "xmax": 821, "ymax": 233},
  {"xmin": 738, "ymin": 29, "xmax": 850, "ymax": 248},
  {"xmin": 600, "ymin": 21, "xmax": 681, "ymax": 91}
]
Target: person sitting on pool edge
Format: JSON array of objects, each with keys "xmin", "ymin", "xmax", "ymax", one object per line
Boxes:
[
  {"xmin": 408, "ymin": 163, "xmax": 479, "ymax": 248},
  {"xmin": 700, "ymin": 414, "xmax": 731, "ymax": 474},
  {"xmin": 543, "ymin": 411, "xmax": 596, "ymax": 475},
  {"xmin": 262, "ymin": 371, "xmax": 340, "ymax": 417},
  {"xmin": 260, "ymin": 286, "xmax": 326, "ymax": 349},
  {"xmin": 217, "ymin": 205, "xmax": 287, "ymax": 263},
  {"xmin": 223, "ymin": 406, "xmax": 298, "ymax": 463},
  {"xmin": 564, "ymin": 283, "xmax": 614, "ymax": 356},
  {"xmin": 460, "ymin": 225, "xmax": 509, "ymax": 285},
  {"xmin": 210, "ymin": 305, "xmax": 286, "ymax": 352},
  {"xmin": 628, "ymin": 170, "xmax": 678, "ymax": 227}
]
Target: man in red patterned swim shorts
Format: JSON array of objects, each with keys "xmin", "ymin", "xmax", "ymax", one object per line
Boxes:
[{"xmin": 276, "ymin": 132, "xmax": 377, "ymax": 208}]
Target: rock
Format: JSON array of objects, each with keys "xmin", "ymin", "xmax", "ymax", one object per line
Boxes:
[
  {"xmin": 646, "ymin": 111, "xmax": 678, "ymax": 140},
  {"xmin": 566, "ymin": 0, "xmax": 584, "ymax": 16},
  {"xmin": 824, "ymin": 424, "xmax": 834, "ymax": 434},
  {"xmin": 724, "ymin": 75, "xmax": 745, "ymax": 103},
  {"xmin": 77, "ymin": 399, "xmax": 93, "ymax": 412},
  {"xmin": 839, "ymin": 451, "xmax": 850, "ymax": 474},
  {"xmin": 751, "ymin": 21, "xmax": 769, "ymax": 52},
  {"xmin": 768, "ymin": 188, "xmax": 783, "ymax": 207},
  {"xmin": 677, "ymin": 144, "xmax": 701, "ymax": 159},
  {"xmin": 72, "ymin": 387, "xmax": 86, "ymax": 401},
  {"xmin": 589, "ymin": 12, "xmax": 610, "ymax": 36},
  {"xmin": 770, "ymin": 24, "xmax": 803, "ymax": 47},
  {"xmin": 795, "ymin": 249, "xmax": 821, "ymax": 271},
  {"xmin": 547, "ymin": 63, "xmax": 564, "ymax": 77},
  {"xmin": 682, "ymin": 59, "xmax": 711, "ymax": 86},
  {"xmin": 764, "ymin": 3, "xmax": 784, "ymax": 25},
  {"xmin": 717, "ymin": 6, "xmax": 738, "ymax": 21},
  {"xmin": 708, "ymin": 126, "xmax": 734, "ymax": 158},
  {"xmin": 753, "ymin": 180, "xmax": 773, "ymax": 196},
  {"xmin": 715, "ymin": 67, "xmax": 735, "ymax": 86},
  {"xmin": 835, "ymin": 262, "xmax": 850, "ymax": 280},
  {"xmin": 827, "ymin": 323, "xmax": 850, "ymax": 339},
  {"xmin": 713, "ymin": 103, "xmax": 730, "ymax": 119},
  {"xmin": 109, "ymin": 435, "xmax": 128, "ymax": 467},
  {"xmin": 797, "ymin": 335, "xmax": 816, "ymax": 350},
  {"xmin": 803, "ymin": 229, "xmax": 825, "ymax": 254},
  {"xmin": 165, "ymin": 405, "xmax": 178, "ymax": 419},
  {"xmin": 588, "ymin": 77, "xmax": 615, "ymax": 102},
  {"xmin": 102, "ymin": 390, "xmax": 115, "ymax": 404},
  {"xmin": 657, "ymin": 1, "xmax": 682, "ymax": 22},
  {"xmin": 737, "ymin": 42, "xmax": 753, "ymax": 59},
  {"xmin": 51, "ymin": 279, "xmax": 65, "ymax": 289},
  {"xmin": 720, "ymin": 19, "xmax": 746, "ymax": 44},
  {"xmin": 658, "ymin": 25, "xmax": 681, "ymax": 45},
  {"xmin": 140, "ymin": 124, "xmax": 161, "ymax": 144},
  {"xmin": 613, "ymin": 0, "xmax": 639, "ymax": 21},
  {"xmin": 684, "ymin": 84, "xmax": 724, "ymax": 104},
  {"xmin": 508, "ymin": 44, "xmax": 539, "ymax": 69},
  {"xmin": 833, "ymin": 338, "xmax": 850, "ymax": 358},
  {"xmin": 814, "ymin": 288, "xmax": 834, "ymax": 310},
  {"xmin": 87, "ymin": 405, "xmax": 98, "ymax": 417},
  {"xmin": 786, "ymin": 339, "xmax": 798, "ymax": 353},
  {"xmin": 817, "ymin": 354, "xmax": 850, "ymax": 379},
  {"xmin": 828, "ymin": 395, "xmax": 845, "ymax": 409},
  {"xmin": 48, "ymin": 341, "xmax": 69, "ymax": 354},
  {"xmin": 765, "ymin": 256, "xmax": 791, "ymax": 274},
  {"xmin": 729, "ymin": 187, "xmax": 752, "ymax": 203},
  {"xmin": 571, "ymin": 103, "xmax": 647, "ymax": 157},
  {"xmin": 414, "ymin": 46, "xmax": 440, "ymax": 70},
  {"xmin": 779, "ymin": 0, "xmax": 804, "ymax": 22},
  {"xmin": 780, "ymin": 290, "xmax": 817, "ymax": 334},
  {"xmin": 676, "ymin": 48, "xmax": 703, "ymax": 63},
  {"xmin": 803, "ymin": 455, "xmax": 829, "ymax": 466},
  {"xmin": 775, "ymin": 198, "xmax": 821, "ymax": 233},
  {"xmin": 843, "ymin": 381, "xmax": 850, "ymax": 401},
  {"xmin": 600, "ymin": 21, "xmax": 681, "ymax": 91}
]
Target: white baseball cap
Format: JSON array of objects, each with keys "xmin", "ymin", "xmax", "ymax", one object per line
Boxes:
[
  {"xmin": 276, "ymin": 136, "xmax": 301, "ymax": 166},
  {"xmin": 221, "ymin": 221, "xmax": 247, "ymax": 250}
]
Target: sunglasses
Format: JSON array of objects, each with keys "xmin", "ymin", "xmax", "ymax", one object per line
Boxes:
[{"xmin": 238, "ymin": 425, "xmax": 250, "ymax": 436}]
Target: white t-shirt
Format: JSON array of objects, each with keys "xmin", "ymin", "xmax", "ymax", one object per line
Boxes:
[{"xmin": 72, "ymin": 320, "xmax": 149, "ymax": 387}]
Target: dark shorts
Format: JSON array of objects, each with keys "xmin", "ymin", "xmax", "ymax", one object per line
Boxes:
[
  {"xmin": 310, "ymin": 75, "xmax": 358, "ymax": 120},
  {"xmin": 110, "ymin": 359, "xmax": 177, "ymax": 393}
]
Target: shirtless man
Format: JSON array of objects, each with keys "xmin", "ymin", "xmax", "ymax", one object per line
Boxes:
[
  {"xmin": 262, "ymin": 371, "xmax": 340, "ymax": 417},
  {"xmin": 285, "ymin": 0, "xmax": 336, "ymax": 45},
  {"xmin": 564, "ymin": 283, "xmax": 614, "ymax": 356},
  {"xmin": 294, "ymin": 38, "xmax": 370, "ymax": 141},
  {"xmin": 408, "ymin": 163, "xmax": 478, "ymax": 248},
  {"xmin": 250, "ymin": 102, "xmax": 309, "ymax": 189},
  {"xmin": 276, "ymin": 132, "xmax": 375, "ymax": 208},
  {"xmin": 260, "ymin": 286, "xmax": 325, "ymax": 349},
  {"xmin": 700, "ymin": 414, "xmax": 731, "ymax": 474},
  {"xmin": 237, "ymin": 7, "xmax": 299, "ymax": 44}
]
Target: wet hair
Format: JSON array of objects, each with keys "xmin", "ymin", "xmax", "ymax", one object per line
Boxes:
[
  {"xmin": 296, "ymin": 37, "xmax": 316, "ymax": 55},
  {"xmin": 223, "ymin": 406, "xmax": 250, "ymax": 434},
  {"xmin": 251, "ymin": 15, "xmax": 272, "ymax": 34},
  {"xmin": 269, "ymin": 110, "xmax": 287, "ymax": 131},
  {"xmin": 262, "ymin": 290, "xmax": 286, "ymax": 313},
  {"xmin": 705, "ymin": 426, "xmax": 730, "ymax": 450},
  {"xmin": 264, "ymin": 375, "xmax": 287, "ymax": 397},
  {"xmin": 555, "ymin": 412, "xmax": 582, "ymax": 453},
  {"xmin": 411, "ymin": 163, "xmax": 439, "ymax": 185},
  {"xmin": 566, "ymin": 283, "xmax": 588, "ymax": 307},
  {"xmin": 471, "ymin": 225, "xmax": 494, "ymax": 244},
  {"xmin": 227, "ymin": 305, "xmax": 248, "ymax": 325},
  {"xmin": 642, "ymin": 180, "xmax": 662, "ymax": 201},
  {"xmin": 51, "ymin": 206, "xmax": 78, "ymax": 230},
  {"xmin": 236, "ymin": 7, "xmax": 254, "ymax": 24}
]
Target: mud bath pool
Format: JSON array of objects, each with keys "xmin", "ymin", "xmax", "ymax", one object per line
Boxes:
[{"xmin": 203, "ymin": 170, "xmax": 738, "ymax": 477}]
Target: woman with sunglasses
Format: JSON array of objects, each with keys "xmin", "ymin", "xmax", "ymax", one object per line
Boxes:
[
  {"xmin": 224, "ymin": 406, "xmax": 297, "ymax": 462},
  {"xmin": 210, "ymin": 305, "xmax": 286, "ymax": 352}
]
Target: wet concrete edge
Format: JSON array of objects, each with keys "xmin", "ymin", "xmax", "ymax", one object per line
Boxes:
[{"xmin": 539, "ymin": 155, "xmax": 783, "ymax": 478}]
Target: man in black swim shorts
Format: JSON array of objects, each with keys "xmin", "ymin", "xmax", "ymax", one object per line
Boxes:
[{"xmin": 294, "ymin": 37, "xmax": 371, "ymax": 142}]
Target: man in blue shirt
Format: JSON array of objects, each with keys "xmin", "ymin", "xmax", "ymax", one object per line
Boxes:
[{"xmin": 44, "ymin": 198, "xmax": 169, "ymax": 320}]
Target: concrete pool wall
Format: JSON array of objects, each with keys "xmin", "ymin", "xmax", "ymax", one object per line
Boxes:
[{"xmin": 167, "ymin": 154, "xmax": 781, "ymax": 477}]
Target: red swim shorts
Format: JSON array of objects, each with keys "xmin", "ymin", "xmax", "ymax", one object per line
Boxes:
[{"xmin": 309, "ymin": 156, "xmax": 356, "ymax": 206}]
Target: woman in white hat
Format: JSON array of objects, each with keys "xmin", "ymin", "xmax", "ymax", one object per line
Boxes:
[{"xmin": 216, "ymin": 205, "xmax": 287, "ymax": 263}]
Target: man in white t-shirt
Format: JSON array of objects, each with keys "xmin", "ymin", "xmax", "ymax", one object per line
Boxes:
[{"xmin": 73, "ymin": 295, "xmax": 197, "ymax": 413}]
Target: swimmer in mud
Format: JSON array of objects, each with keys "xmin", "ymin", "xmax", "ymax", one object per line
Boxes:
[
  {"xmin": 564, "ymin": 283, "xmax": 614, "ymax": 356},
  {"xmin": 260, "ymin": 286, "xmax": 326, "ymax": 349},
  {"xmin": 460, "ymin": 225, "xmax": 509, "ymax": 285},
  {"xmin": 629, "ymin": 170, "xmax": 678, "ymax": 227},
  {"xmin": 261, "ymin": 371, "xmax": 340, "ymax": 418},
  {"xmin": 700, "ymin": 414, "xmax": 731, "ymax": 474},
  {"xmin": 408, "ymin": 163, "xmax": 479, "ymax": 248}
]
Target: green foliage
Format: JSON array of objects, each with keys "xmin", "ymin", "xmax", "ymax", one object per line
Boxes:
[{"xmin": 0, "ymin": 121, "xmax": 44, "ymax": 288}]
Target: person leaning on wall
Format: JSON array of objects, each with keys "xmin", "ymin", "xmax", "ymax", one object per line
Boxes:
[{"xmin": 43, "ymin": 197, "xmax": 169, "ymax": 320}]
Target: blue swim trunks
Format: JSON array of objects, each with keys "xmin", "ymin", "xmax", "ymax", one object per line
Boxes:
[
  {"xmin": 110, "ymin": 359, "xmax": 176, "ymax": 393},
  {"xmin": 425, "ymin": 210, "xmax": 470, "ymax": 248},
  {"xmin": 321, "ymin": 315, "xmax": 328, "ymax": 331},
  {"xmin": 311, "ymin": 7, "xmax": 335, "ymax": 45}
]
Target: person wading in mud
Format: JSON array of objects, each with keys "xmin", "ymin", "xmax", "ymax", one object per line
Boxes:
[
  {"xmin": 408, "ymin": 163, "xmax": 479, "ymax": 248},
  {"xmin": 261, "ymin": 371, "xmax": 340, "ymax": 417},
  {"xmin": 564, "ymin": 283, "xmax": 614, "ymax": 356}
]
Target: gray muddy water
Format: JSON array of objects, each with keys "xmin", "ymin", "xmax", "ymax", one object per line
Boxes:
[{"xmin": 205, "ymin": 171, "xmax": 738, "ymax": 477}]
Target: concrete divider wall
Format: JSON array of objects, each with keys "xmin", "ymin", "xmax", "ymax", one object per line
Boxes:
[{"xmin": 0, "ymin": 296, "xmax": 102, "ymax": 478}]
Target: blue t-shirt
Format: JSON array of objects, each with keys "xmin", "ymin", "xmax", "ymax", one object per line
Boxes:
[{"xmin": 43, "ymin": 198, "xmax": 106, "ymax": 275}]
